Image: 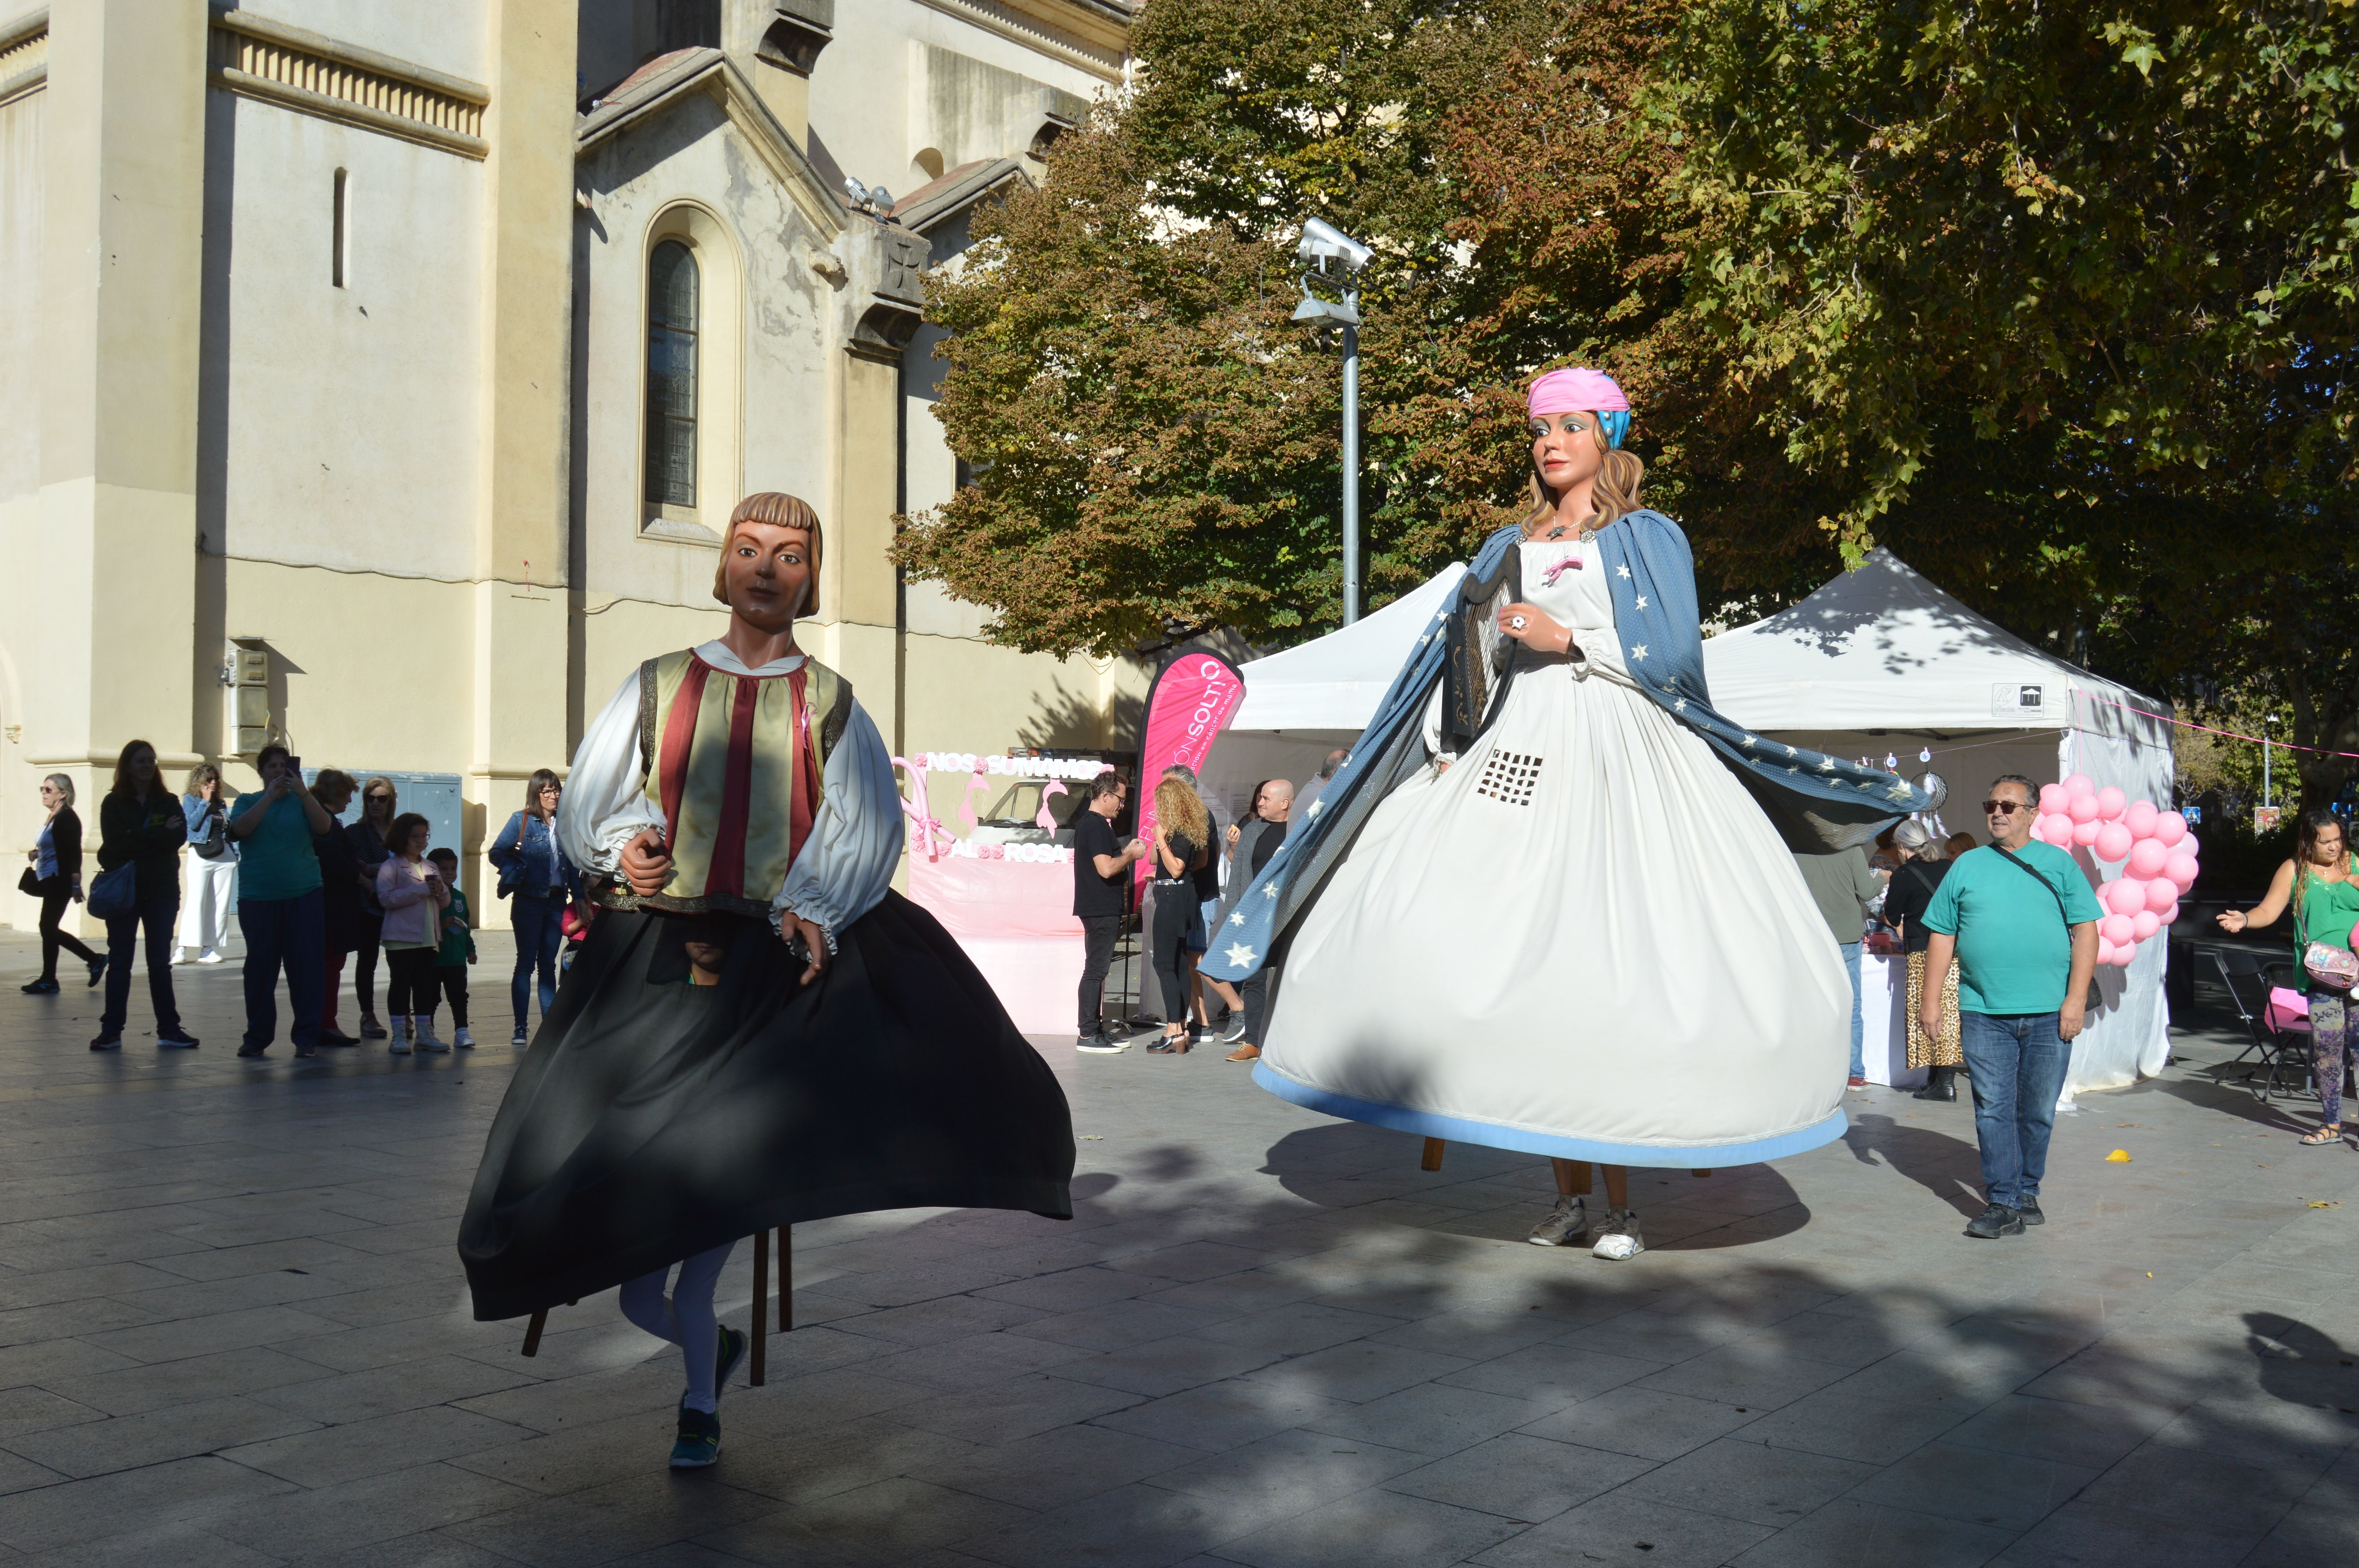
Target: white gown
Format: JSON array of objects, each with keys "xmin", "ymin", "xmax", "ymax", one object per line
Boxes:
[{"xmin": 1259, "ymin": 536, "xmax": 1852, "ymax": 1165}]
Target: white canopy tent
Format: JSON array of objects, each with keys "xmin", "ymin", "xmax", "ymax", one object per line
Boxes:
[
  {"xmin": 1702, "ymin": 548, "xmax": 2177, "ymax": 1096},
  {"xmin": 1198, "ymin": 563, "xmax": 1466, "ymax": 824}
]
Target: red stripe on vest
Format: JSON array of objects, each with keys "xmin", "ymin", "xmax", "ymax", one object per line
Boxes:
[
  {"xmin": 789, "ymin": 667, "xmax": 815, "ymax": 869},
  {"xmin": 657, "ymin": 657, "xmax": 713, "ymax": 854},
  {"xmin": 705, "ymin": 673, "xmax": 763, "ymax": 901}
]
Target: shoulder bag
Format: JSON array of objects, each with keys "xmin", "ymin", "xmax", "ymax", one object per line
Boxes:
[
  {"xmin": 2297, "ymin": 858, "xmax": 2359, "ymax": 991},
  {"xmin": 86, "ymin": 861, "xmax": 138, "ymax": 920},
  {"xmin": 1989, "ymin": 844, "xmax": 2103, "ymax": 1010},
  {"xmin": 193, "ymin": 806, "xmax": 232, "ymax": 862}
]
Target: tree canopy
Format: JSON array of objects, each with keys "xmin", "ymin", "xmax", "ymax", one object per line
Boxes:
[{"xmin": 896, "ymin": 0, "xmax": 2359, "ymax": 802}]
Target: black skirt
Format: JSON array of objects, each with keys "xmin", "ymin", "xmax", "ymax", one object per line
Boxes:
[{"xmin": 458, "ymin": 891, "xmax": 1075, "ymax": 1321}]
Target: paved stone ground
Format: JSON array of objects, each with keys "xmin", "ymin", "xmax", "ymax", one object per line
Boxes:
[{"xmin": 1, "ymin": 926, "xmax": 2357, "ymax": 1567}]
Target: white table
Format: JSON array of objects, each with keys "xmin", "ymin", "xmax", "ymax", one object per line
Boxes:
[{"xmin": 1859, "ymin": 950, "xmax": 1928, "ymax": 1088}]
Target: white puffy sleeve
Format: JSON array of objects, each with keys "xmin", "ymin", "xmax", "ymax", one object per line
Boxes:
[
  {"xmin": 1421, "ymin": 683, "xmax": 1455, "ymax": 765},
  {"xmin": 773, "ymin": 699, "xmax": 902, "ymax": 950},
  {"xmin": 557, "ymin": 669, "xmax": 666, "ymax": 877}
]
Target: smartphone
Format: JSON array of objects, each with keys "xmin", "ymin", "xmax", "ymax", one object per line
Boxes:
[{"xmin": 284, "ymin": 755, "xmax": 302, "ymax": 778}]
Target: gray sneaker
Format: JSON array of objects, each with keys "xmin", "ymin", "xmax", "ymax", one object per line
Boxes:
[
  {"xmin": 1590, "ymin": 1208, "xmax": 1646, "ymax": 1260},
  {"xmin": 2016, "ymin": 1196, "xmax": 2045, "ymax": 1226},
  {"xmin": 1527, "ymin": 1194, "xmax": 1590, "ymax": 1247},
  {"xmin": 1075, "ymin": 1033, "xmax": 1127, "ymax": 1054}
]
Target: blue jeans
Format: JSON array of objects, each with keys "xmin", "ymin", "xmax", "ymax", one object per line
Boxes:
[
  {"xmin": 101, "ymin": 895, "xmax": 182, "ymax": 1038},
  {"xmin": 239, "ymin": 891, "xmax": 325, "ymax": 1051},
  {"xmin": 1958, "ymin": 1009, "xmax": 2072, "ymax": 1208},
  {"xmin": 1840, "ymin": 940, "xmax": 1865, "ymax": 1079},
  {"xmin": 510, "ymin": 893, "xmax": 565, "ymax": 1032}
]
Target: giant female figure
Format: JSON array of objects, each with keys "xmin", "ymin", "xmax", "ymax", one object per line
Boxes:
[{"xmin": 1204, "ymin": 370, "xmax": 1924, "ymax": 1258}]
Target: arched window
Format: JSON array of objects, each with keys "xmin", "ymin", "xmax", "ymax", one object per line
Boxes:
[{"xmin": 644, "ymin": 240, "xmax": 700, "ymax": 507}]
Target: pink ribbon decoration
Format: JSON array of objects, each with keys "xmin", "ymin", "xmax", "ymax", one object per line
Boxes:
[
  {"xmin": 890, "ymin": 757, "xmax": 946, "ymax": 860},
  {"xmin": 1035, "ymin": 777, "xmax": 1068, "ymax": 832},
  {"xmin": 1539, "ymin": 554, "xmax": 1583, "ymax": 586},
  {"xmin": 957, "ymin": 768, "xmax": 991, "ymax": 831}
]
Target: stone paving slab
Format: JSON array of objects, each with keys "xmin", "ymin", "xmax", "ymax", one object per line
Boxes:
[{"xmin": 2, "ymin": 928, "xmax": 2357, "ymax": 1565}]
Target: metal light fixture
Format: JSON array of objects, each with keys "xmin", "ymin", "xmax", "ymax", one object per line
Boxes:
[{"xmin": 1294, "ymin": 218, "xmax": 1370, "ymax": 624}]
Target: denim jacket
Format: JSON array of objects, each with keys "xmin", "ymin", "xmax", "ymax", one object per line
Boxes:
[{"xmin": 489, "ymin": 810, "xmax": 575, "ymax": 902}]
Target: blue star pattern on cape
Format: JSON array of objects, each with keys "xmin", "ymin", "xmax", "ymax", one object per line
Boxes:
[{"xmin": 1203, "ymin": 510, "xmax": 1930, "ymax": 987}]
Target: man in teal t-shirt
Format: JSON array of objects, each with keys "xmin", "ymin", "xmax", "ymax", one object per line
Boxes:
[{"xmin": 1920, "ymin": 775, "xmax": 2102, "ymax": 1240}]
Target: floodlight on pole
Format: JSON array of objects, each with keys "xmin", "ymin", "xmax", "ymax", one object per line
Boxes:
[{"xmin": 1294, "ymin": 219, "xmax": 1370, "ymax": 624}]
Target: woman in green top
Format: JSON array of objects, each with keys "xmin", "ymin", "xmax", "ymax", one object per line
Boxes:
[{"xmin": 2218, "ymin": 809, "xmax": 2359, "ymax": 1146}]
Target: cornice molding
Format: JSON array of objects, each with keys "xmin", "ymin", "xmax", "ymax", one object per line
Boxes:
[
  {"xmin": 578, "ymin": 49, "xmax": 847, "ymax": 238},
  {"xmin": 914, "ymin": 0, "xmax": 1130, "ymax": 83},
  {"xmin": 207, "ymin": 8, "xmax": 489, "ymax": 159},
  {"xmin": 0, "ymin": 8, "xmax": 46, "ymax": 109}
]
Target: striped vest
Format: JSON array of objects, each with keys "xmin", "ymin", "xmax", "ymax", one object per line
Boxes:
[{"xmin": 596, "ymin": 650, "xmax": 852, "ymax": 918}]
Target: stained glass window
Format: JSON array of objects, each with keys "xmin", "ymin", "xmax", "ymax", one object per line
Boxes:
[{"xmin": 645, "ymin": 240, "xmax": 699, "ymax": 508}]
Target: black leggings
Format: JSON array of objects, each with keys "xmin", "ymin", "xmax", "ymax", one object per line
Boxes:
[
  {"xmin": 354, "ymin": 922, "xmax": 383, "ymax": 1019},
  {"xmin": 38, "ymin": 891, "xmax": 102, "ymax": 982},
  {"xmin": 1149, "ymin": 881, "xmax": 1193, "ymax": 1025},
  {"xmin": 385, "ymin": 947, "xmax": 438, "ymax": 1016}
]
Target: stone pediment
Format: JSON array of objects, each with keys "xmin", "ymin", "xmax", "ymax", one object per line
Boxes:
[{"xmin": 577, "ymin": 47, "xmax": 846, "ymax": 237}]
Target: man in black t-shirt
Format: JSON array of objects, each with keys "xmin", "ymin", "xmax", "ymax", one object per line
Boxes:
[{"xmin": 1072, "ymin": 773, "xmax": 1146, "ymax": 1053}]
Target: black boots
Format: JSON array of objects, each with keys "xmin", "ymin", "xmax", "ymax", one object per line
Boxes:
[{"xmin": 1912, "ymin": 1065, "xmax": 1957, "ymax": 1101}]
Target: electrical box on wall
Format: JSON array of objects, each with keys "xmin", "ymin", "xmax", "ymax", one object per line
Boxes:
[{"xmin": 226, "ymin": 640, "xmax": 272, "ymax": 756}]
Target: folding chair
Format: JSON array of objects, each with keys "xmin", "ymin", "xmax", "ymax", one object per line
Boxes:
[{"xmin": 2210, "ymin": 949, "xmax": 2311, "ymax": 1102}]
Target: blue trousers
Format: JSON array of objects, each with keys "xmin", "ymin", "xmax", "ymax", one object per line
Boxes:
[
  {"xmin": 240, "ymin": 891, "xmax": 325, "ymax": 1051},
  {"xmin": 1958, "ymin": 1009, "xmax": 2071, "ymax": 1208},
  {"xmin": 510, "ymin": 893, "xmax": 565, "ymax": 1031},
  {"xmin": 1840, "ymin": 940, "xmax": 1864, "ymax": 1079}
]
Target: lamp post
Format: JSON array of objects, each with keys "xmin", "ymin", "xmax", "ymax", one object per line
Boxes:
[
  {"xmin": 1293, "ymin": 218, "xmax": 1372, "ymax": 624},
  {"xmin": 2264, "ymin": 714, "xmax": 2275, "ymax": 810}
]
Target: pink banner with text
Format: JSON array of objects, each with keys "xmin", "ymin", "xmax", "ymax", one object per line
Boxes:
[{"xmin": 1132, "ymin": 651, "xmax": 1247, "ymax": 890}]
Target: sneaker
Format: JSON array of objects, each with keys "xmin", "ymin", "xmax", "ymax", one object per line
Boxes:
[
  {"xmin": 1964, "ymin": 1202, "xmax": 2024, "ymax": 1240},
  {"xmin": 1219, "ymin": 1013, "xmax": 1250, "ymax": 1044},
  {"xmin": 714, "ymin": 1326, "xmax": 748, "ymax": 1396},
  {"xmin": 236, "ymin": 1044, "xmax": 268, "ymax": 1058},
  {"xmin": 1225, "ymin": 1043, "xmax": 1261, "ymax": 1063},
  {"xmin": 669, "ymin": 1404, "xmax": 720, "ymax": 1468},
  {"xmin": 89, "ymin": 1034, "xmax": 121, "ymax": 1051},
  {"xmin": 156, "ymin": 1031, "xmax": 200, "ymax": 1050},
  {"xmin": 1528, "ymin": 1194, "xmax": 1590, "ymax": 1248},
  {"xmin": 1590, "ymin": 1209, "xmax": 1645, "ymax": 1260},
  {"xmin": 1075, "ymin": 1033, "xmax": 1126, "ymax": 1054},
  {"xmin": 413, "ymin": 1018, "xmax": 451, "ymax": 1053},
  {"xmin": 20, "ymin": 978, "xmax": 59, "ymax": 995},
  {"xmin": 87, "ymin": 956, "xmax": 107, "ymax": 988},
  {"xmin": 2016, "ymin": 1196, "xmax": 2045, "ymax": 1227},
  {"xmin": 360, "ymin": 1015, "xmax": 388, "ymax": 1041},
  {"xmin": 453, "ymin": 1027, "xmax": 474, "ymax": 1049},
  {"xmin": 1846, "ymin": 1075, "xmax": 1868, "ymax": 1091},
  {"xmin": 197, "ymin": 949, "xmax": 225, "ymax": 964},
  {"xmin": 169, "ymin": 948, "xmax": 189, "ymax": 966},
  {"xmin": 387, "ymin": 1020, "xmax": 412, "ymax": 1056},
  {"xmin": 511, "ymin": 1028, "xmax": 529, "ymax": 1047}
]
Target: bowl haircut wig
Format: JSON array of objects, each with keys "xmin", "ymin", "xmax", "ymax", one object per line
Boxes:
[{"xmin": 712, "ymin": 492, "xmax": 823, "ymax": 619}]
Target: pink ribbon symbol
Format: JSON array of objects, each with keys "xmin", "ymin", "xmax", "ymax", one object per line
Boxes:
[
  {"xmin": 889, "ymin": 757, "xmax": 945, "ymax": 860},
  {"xmin": 1035, "ymin": 778, "xmax": 1068, "ymax": 832},
  {"xmin": 957, "ymin": 769, "xmax": 991, "ymax": 832}
]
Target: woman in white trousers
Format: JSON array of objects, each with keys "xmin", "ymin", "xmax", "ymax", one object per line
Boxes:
[{"xmin": 175, "ymin": 764, "xmax": 239, "ymax": 964}]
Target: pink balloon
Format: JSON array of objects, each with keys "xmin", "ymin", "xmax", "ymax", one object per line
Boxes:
[
  {"xmin": 2105, "ymin": 878, "xmax": 2147, "ymax": 915},
  {"xmin": 2100, "ymin": 913, "xmax": 2135, "ymax": 946},
  {"xmin": 2162, "ymin": 901, "xmax": 2181, "ymax": 925},
  {"xmin": 2073, "ymin": 818, "xmax": 2104, "ymax": 847},
  {"xmin": 2124, "ymin": 800, "xmax": 2159, "ymax": 837},
  {"xmin": 2182, "ymin": 831, "xmax": 2202, "ymax": 857},
  {"xmin": 2132, "ymin": 909, "xmax": 2161, "ymax": 941},
  {"xmin": 2111, "ymin": 940, "xmax": 2139, "ymax": 967},
  {"xmin": 2094, "ymin": 938, "xmax": 2118, "ymax": 965},
  {"xmin": 2165, "ymin": 852, "xmax": 2199, "ymax": 890},
  {"xmin": 2125, "ymin": 838, "xmax": 2171, "ymax": 879},
  {"xmin": 2095, "ymin": 786, "xmax": 2127, "ymax": 820},
  {"xmin": 2039, "ymin": 783, "xmax": 2070, "ymax": 815},
  {"xmin": 2145, "ymin": 878, "xmax": 2179, "ymax": 915},
  {"xmin": 2064, "ymin": 773, "xmax": 2096, "ymax": 798},
  {"xmin": 2095, "ymin": 823, "xmax": 2134, "ymax": 862},
  {"xmin": 2067, "ymin": 794, "xmax": 2101, "ymax": 824},
  {"xmin": 2153, "ymin": 812, "xmax": 2188, "ymax": 847},
  {"xmin": 2038, "ymin": 813, "xmax": 2075, "ymax": 846}
]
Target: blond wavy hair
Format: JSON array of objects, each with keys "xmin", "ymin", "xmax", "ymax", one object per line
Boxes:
[
  {"xmin": 1521, "ymin": 414, "xmax": 1645, "ymax": 535},
  {"xmin": 1153, "ymin": 776, "xmax": 1210, "ymax": 847}
]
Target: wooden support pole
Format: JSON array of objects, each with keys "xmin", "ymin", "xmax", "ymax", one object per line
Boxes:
[
  {"xmin": 520, "ymin": 1310, "xmax": 547, "ymax": 1357},
  {"xmin": 1692, "ymin": 1169, "xmax": 1712, "ymax": 1178},
  {"xmin": 1419, "ymin": 1138, "xmax": 1446, "ymax": 1172},
  {"xmin": 780, "ymin": 1225, "xmax": 792, "ymax": 1332},
  {"xmin": 751, "ymin": 1228, "xmax": 769, "ymax": 1387}
]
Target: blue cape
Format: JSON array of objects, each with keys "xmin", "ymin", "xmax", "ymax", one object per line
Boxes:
[{"xmin": 1202, "ymin": 511, "xmax": 1930, "ymax": 985}]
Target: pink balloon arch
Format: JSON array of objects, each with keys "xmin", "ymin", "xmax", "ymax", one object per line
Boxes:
[{"xmin": 2032, "ymin": 774, "xmax": 2197, "ymax": 967}]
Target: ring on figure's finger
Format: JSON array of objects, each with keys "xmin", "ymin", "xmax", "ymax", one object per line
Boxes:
[{"xmin": 1509, "ymin": 615, "xmax": 1528, "ymax": 631}]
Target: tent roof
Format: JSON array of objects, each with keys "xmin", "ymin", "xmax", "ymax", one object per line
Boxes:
[
  {"xmin": 1701, "ymin": 548, "xmax": 2160, "ymax": 733},
  {"xmin": 1229, "ymin": 564, "xmax": 1467, "ymax": 733}
]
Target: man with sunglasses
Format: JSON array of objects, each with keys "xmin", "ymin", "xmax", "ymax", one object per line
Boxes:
[{"xmin": 1918, "ymin": 775, "xmax": 2103, "ymax": 1239}]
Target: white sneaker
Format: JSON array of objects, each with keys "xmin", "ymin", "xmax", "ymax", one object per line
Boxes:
[
  {"xmin": 170, "ymin": 949, "xmax": 189, "ymax": 966},
  {"xmin": 197, "ymin": 949, "xmax": 224, "ymax": 964},
  {"xmin": 453, "ymin": 1027, "xmax": 474, "ymax": 1049},
  {"xmin": 1075, "ymin": 1034, "xmax": 1127, "ymax": 1054},
  {"xmin": 413, "ymin": 1016, "xmax": 450, "ymax": 1053},
  {"xmin": 387, "ymin": 1018, "xmax": 412, "ymax": 1055},
  {"xmin": 1590, "ymin": 1209, "xmax": 1645, "ymax": 1261},
  {"xmin": 1527, "ymin": 1194, "xmax": 1590, "ymax": 1247}
]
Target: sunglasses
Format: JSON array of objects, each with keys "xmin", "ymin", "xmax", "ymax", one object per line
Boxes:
[{"xmin": 1981, "ymin": 800, "xmax": 2034, "ymax": 816}]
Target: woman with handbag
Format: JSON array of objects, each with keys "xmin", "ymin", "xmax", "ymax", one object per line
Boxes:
[
  {"xmin": 2217, "ymin": 809, "xmax": 2359, "ymax": 1147},
  {"xmin": 92, "ymin": 740, "xmax": 195, "ymax": 1051},
  {"xmin": 20, "ymin": 774, "xmax": 105, "ymax": 995},
  {"xmin": 174, "ymin": 764, "xmax": 239, "ymax": 965},
  {"xmin": 488, "ymin": 768, "xmax": 574, "ymax": 1046},
  {"xmin": 1881, "ymin": 821, "xmax": 1962, "ymax": 1101}
]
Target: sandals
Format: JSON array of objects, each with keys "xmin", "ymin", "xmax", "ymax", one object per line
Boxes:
[
  {"xmin": 1146, "ymin": 1033, "xmax": 1191, "ymax": 1054},
  {"xmin": 2300, "ymin": 1125, "xmax": 2346, "ymax": 1147}
]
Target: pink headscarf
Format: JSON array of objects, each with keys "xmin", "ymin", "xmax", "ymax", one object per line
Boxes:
[{"xmin": 1528, "ymin": 367, "xmax": 1629, "ymax": 416}]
